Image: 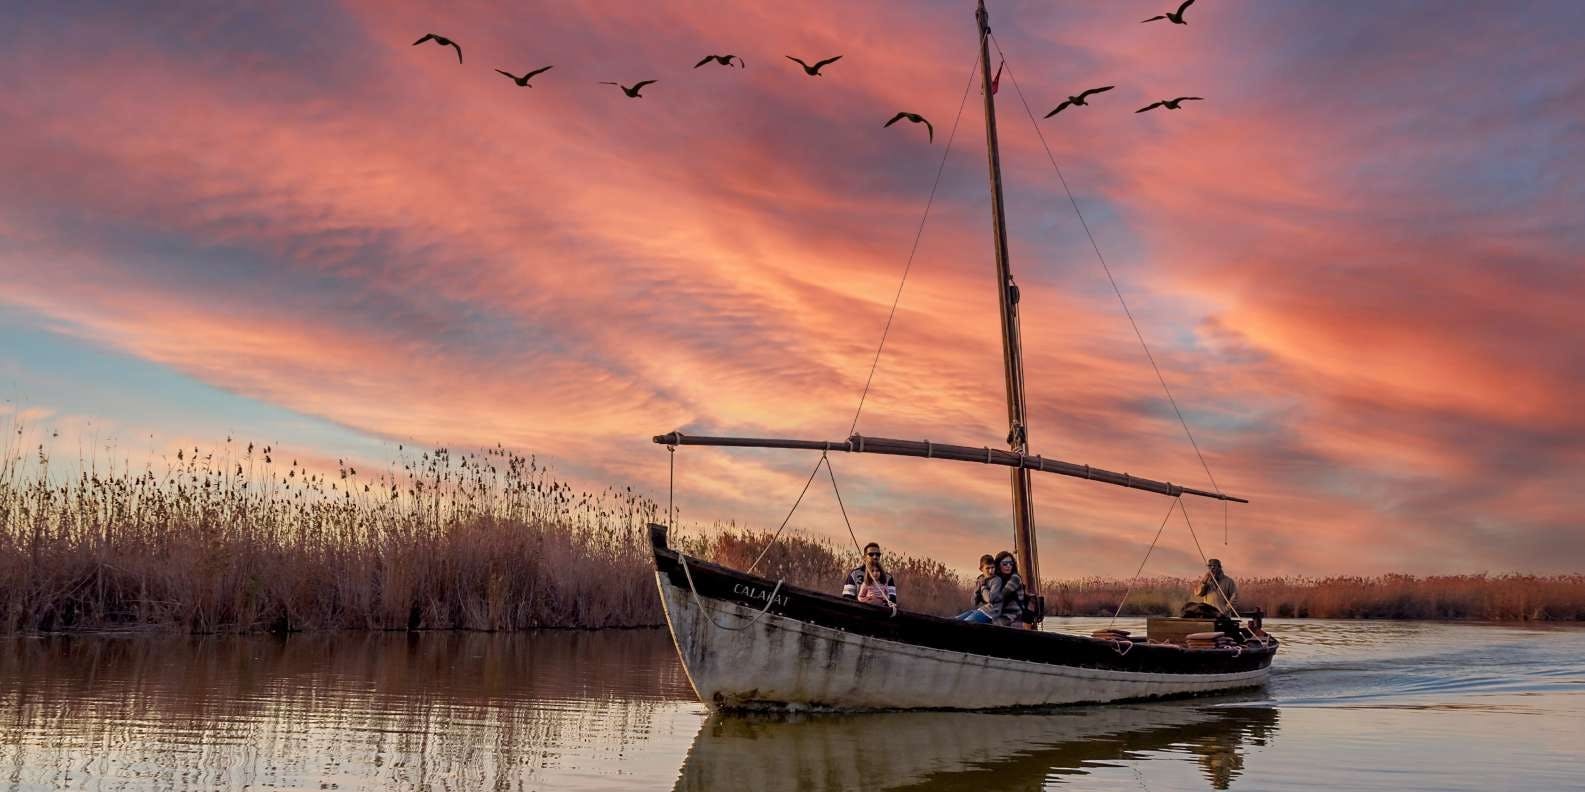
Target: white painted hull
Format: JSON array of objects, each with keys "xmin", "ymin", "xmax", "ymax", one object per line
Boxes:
[{"xmin": 658, "ymin": 573, "xmax": 1269, "ymax": 710}]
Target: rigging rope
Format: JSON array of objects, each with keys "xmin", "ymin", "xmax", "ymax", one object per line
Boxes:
[
  {"xmin": 825, "ymin": 456, "xmax": 896, "ymax": 617},
  {"xmin": 1109, "ymin": 498, "xmax": 1180, "ymax": 627},
  {"xmin": 988, "ymin": 34, "xmax": 1227, "ymax": 506},
  {"xmin": 848, "ymin": 50, "xmax": 984, "ymax": 436},
  {"xmin": 746, "ymin": 452, "xmax": 829, "ymax": 574},
  {"xmin": 1178, "ymin": 498, "xmax": 1242, "ymax": 619},
  {"xmin": 738, "ymin": 50, "xmax": 984, "ymax": 579}
]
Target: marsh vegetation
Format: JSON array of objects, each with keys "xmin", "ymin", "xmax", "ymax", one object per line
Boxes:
[{"xmin": 1, "ymin": 434, "xmax": 1578, "ymax": 633}]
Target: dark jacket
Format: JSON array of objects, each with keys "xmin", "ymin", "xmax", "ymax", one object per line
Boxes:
[
  {"xmin": 978, "ymin": 573, "xmax": 1024, "ymax": 626},
  {"xmin": 841, "ymin": 566, "xmax": 897, "ymax": 604},
  {"xmin": 970, "ymin": 574, "xmax": 990, "ymax": 608}
]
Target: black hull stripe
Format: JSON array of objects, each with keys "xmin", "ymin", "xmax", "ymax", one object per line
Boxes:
[{"xmin": 651, "ymin": 528, "xmax": 1275, "ymax": 677}]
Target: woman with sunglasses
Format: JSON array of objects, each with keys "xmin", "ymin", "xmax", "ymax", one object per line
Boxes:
[{"xmin": 970, "ymin": 551, "xmax": 1025, "ymax": 627}]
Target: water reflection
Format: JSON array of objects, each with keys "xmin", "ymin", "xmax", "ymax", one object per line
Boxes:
[
  {"xmin": 674, "ymin": 702, "xmax": 1278, "ymax": 791},
  {"xmin": 0, "ymin": 631, "xmax": 698, "ymax": 790},
  {"xmin": 6, "ymin": 623, "xmax": 1582, "ymax": 790}
]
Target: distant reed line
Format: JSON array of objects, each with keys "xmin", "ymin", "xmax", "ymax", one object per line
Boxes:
[
  {"xmin": 1048, "ymin": 574, "xmax": 1585, "ymax": 621},
  {"xmin": 1, "ymin": 435, "xmax": 1579, "ymax": 633}
]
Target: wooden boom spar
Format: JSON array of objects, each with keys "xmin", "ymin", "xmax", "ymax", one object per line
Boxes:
[{"xmin": 653, "ymin": 432, "xmax": 1247, "ymax": 504}]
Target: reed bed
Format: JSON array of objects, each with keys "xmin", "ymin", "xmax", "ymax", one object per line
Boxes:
[
  {"xmin": 1052, "ymin": 574, "xmax": 1585, "ymax": 621},
  {"xmin": 0, "ymin": 437, "xmax": 968, "ymax": 634},
  {"xmin": 0, "ymin": 437, "xmax": 677, "ymax": 633},
  {"xmin": 4, "ymin": 432, "xmax": 1577, "ymax": 632}
]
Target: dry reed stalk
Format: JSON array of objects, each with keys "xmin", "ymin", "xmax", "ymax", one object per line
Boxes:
[{"xmin": 0, "ymin": 436, "xmax": 975, "ymax": 633}]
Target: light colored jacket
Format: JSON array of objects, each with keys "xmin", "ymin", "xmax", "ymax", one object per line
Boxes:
[{"xmin": 1194, "ymin": 574, "xmax": 1238, "ymax": 614}]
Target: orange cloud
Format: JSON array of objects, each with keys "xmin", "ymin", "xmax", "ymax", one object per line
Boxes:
[{"xmin": 2, "ymin": 0, "xmax": 1582, "ymax": 578}]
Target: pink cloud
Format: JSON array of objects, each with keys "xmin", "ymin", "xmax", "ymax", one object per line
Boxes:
[{"xmin": 2, "ymin": 0, "xmax": 1582, "ymax": 578}]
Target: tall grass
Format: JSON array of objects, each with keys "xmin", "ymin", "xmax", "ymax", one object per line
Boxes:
[
  {"xmin": 4, "ymin": 430, "xmax": 1577, "ymax": 632},
  {"xmin": 0, "ymin": 435, "xmax": 672, "ymax": 633},
  {"xmin": 0, "ymin": 435, "xmax": 968, "ymax": 634},
  {"xmin": 1052, "ymin": 574, "xmax": 1585, "ymax": 621}
]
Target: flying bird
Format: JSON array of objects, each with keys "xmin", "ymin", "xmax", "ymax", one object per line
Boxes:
[
  {"xmin": 412, "ymin": 33, "xmax": 462, "ymax": 64},
  {"xmin": 694, "ymin": 54, "xmax": 745, "ymax": 69},
  {"xmin": 1135, "ymin": 96, "xmax": 1203, "ymax": 113},
  {"xmin": 1142, "ymin": 0, "xmax": 1196, "ymax": 24},
  {"xmin": 1043, "ymin": 85, "xmax": 1115, "ymax": 118},
  {"xmin": 883, "ymin": 112, "xmax": 934, "ymax": 143},
  {"xmin": 495, "ymin": 66, "xmax": 553, "ymax": 87},
  {"xmin": 600, "ymin": 80, "xmax": 657, "ymax": 98},
  {"xmin": 786, "ymin": 55, "xmax": 842, "ymax": 76}
]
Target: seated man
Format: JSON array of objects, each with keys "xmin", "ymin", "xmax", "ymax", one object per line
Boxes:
[
  {"xmin": 1183, "ymin": 558, "xmax": 1238, "ymax": 617},
  {"xmin": 840, "ymin": 542, "xmax": 897, "ymax": 606}
]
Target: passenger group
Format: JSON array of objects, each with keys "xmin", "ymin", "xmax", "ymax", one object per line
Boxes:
[{"xmin": 844, "ymin": 543, "xmax": 1238, "ymax": 627}]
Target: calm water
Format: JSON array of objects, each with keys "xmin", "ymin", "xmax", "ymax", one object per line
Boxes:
[{"xmin": 3, "ymin": 619, "xmax": 1583, "ymax": 791}]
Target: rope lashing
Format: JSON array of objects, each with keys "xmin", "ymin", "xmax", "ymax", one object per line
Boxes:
[{"xmin": 679, "ymin": 553, "xmax": 785, "ymax": 632}]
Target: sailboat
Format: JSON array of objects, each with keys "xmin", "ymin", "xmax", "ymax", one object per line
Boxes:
[{"xmin": 648, "ymin": 0, "xmax": 1277, "ymax": 711}]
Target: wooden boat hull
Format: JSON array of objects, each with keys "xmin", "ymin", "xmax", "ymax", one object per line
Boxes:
[{"xmin": 650, "ymin": 524, "xmax": 1275, "ymax": 711}]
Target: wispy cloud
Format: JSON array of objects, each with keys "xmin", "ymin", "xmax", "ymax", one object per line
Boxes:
[{"xmin": 2, "ymin": 0, "xmax": 1582, "ymax": 576}]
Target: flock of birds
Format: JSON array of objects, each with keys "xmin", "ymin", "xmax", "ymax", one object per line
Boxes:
[{"xmin": 412, "ymin": 0, "xmax": 1207, "ymax": 144}]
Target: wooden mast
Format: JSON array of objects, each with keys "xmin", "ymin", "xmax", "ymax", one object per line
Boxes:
[{"xmin": 975, "ymin": 0, "xmax": 1041, "ymax": 607}]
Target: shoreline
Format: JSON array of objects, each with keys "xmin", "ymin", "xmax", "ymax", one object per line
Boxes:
[{"xmin": 9, "ymin": 611, "xmax": 1583, "ymax": 640}]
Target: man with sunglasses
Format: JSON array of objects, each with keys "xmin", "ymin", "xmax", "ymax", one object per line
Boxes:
[{"xmin": 840, "ymin": 542, "xmax": 898, "ymax": 606}]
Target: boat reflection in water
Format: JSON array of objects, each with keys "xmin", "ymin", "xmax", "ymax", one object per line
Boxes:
[{"xmin": 673, "ymin": 700, "xmax": 1278, "ymax": 791}]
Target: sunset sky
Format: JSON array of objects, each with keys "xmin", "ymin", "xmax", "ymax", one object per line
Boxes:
[{"xmin": 3, "ymin": 1, "xmax": 1582, "ymax": 579}]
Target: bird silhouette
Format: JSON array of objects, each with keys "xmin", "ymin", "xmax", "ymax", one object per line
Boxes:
[
  {"xmin": 600, "ymin": 80, "xmax": 657, "ymax": 98},
  {"xmin": 786, "ymin": 55, "xmax": 842, "ymax": 76},
  {"xmin": 883, "ymin": 112, "xmax": 934, "ymax": 143},
  {"xmin": 1136, "ymin": 96, "xmax": 1203, "ymax": 113},
  {"xmin": 694, "ymin": 54, "xmax": 745, "ymax": 69},
  {"xmin": 495, "ymin": 66, "xmax": 553, "ymax": 87},
  {"xmin": 1043, "ymin": 85, "xmax": 1115, "ymax": 118},
  {"xmin": 1142, "ymin": 0, "xmax": 1196, "ymax": 24},
  {"xmin": 412, "ymin": 33, "xmax": 462, "ymax": 64}
]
